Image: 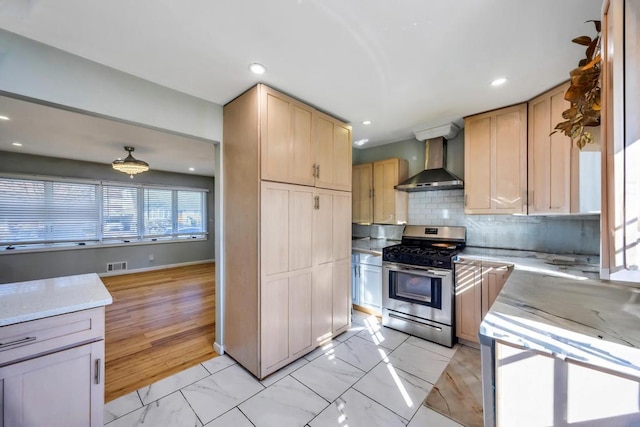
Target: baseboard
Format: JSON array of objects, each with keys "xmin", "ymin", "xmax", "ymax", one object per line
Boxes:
[
  {"xmin": 213, "ymin": 342, "xmax": 224, "ymax": 355},
  {"xmin": 98, "ymin": 259, "xmax": 215, "ymax": 277}
]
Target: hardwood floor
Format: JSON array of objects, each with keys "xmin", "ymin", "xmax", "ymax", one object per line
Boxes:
[{"xmin": 102, "ymin": 262, "xmax": 217, "ymax": 402}]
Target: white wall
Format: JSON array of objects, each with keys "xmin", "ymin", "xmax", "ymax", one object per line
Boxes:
[{"xmin": 0, "ymin": 30, "xmax": 223, "ymax": 142}]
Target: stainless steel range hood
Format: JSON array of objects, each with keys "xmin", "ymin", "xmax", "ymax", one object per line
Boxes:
[{"xmin": 395, "ymin": 125, "xmax": 463, "ymax": 192}]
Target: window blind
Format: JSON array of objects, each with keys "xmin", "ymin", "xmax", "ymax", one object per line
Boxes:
[{"xmin": 102, "ymin": 185, "xmax": 139, "ymax": 240}]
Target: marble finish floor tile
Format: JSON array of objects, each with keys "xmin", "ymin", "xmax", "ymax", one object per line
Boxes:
[
  {"xmin": 203, "ymin": 408, "xmax": 254, "ymax": 427},
  {"xmin": 309, "ymin": 388, "xmax": 407, "ymax": 427},
  {"xmin": 351, "ymin": 310, "xmax": 373, "ymax": 326},
  {"xmin": 138, "ymin": 363, "xmax": 210, "ymax": 405},
  {"xmin": 353, "ymin": 361, "xmax": 432, "ymax": 421},
  {"xmin": 105, "ymin": 391, "xmax": 201, "ymax": 427},
  {"xmin": 333, "ymin": 323, "xmax": 367, "ymax": 342},
  {"xmin": 388, "ymin": 342, "xmax": 450, "ymax": 384},
  {"xmin": 425, "ymin": 345, "xmax": 483, "ymax": 427},
  {"xmin": 240, "ymin": 376, "xmax": 328, "ymax": 427},
  {"xmin": 408, "ymin": 406, "xmax": 463, "ymax": 427},
  {"xmin": 303, "ymin": 340, "xmax": 340, "ymax": 361},
  {"xmin": 104, "ymin": 391, "xmax": 143, "ymax": 424},
  {"xmin": 357, "ymin": 325, "xmax": 409, "ymax": 350},
  {"xmin": 292, "ymin": 352, "xmax": 365, "ymax": 402},
  {"xmin": 182, "ymin": 364, "xmax": 264, "ymax": 424},
  {"xmin": 332, "ymin": 335, "xmax": 387, "ymax": 372},
  {"xmin": 201, "ymin": 354, "xmax": 237, "ymax": 375},
  {"xmin": 260, "ymin": 356, "xmax": 309, "ymax": 387},
  {"xmin": 405, "ymin": 336, "xmax": 459, "ymax": 359}
]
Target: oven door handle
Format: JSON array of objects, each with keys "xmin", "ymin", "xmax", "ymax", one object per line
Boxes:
[{"xmin": 385, "ymin": 264, "xmax": 451, "ymax": 278}]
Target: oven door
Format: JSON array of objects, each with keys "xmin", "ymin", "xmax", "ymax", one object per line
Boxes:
[{"xmin": 382, "ymin": 262, "xmax": 453, "ymax": 326}]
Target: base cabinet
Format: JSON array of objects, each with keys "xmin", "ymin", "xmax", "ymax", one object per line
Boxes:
[
  {"xmin": 351, "ymin": 253, "xmax": 383, "ymax": 315},
  {"xmin": 455, "ymin": 260, "xmax": 513, "ymax": 343},
  {"xmin": 0, "ymin": 336, "xmax": 104, "ymax": 427}
]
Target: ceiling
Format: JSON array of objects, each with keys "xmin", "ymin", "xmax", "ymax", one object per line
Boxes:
[{"xmin": 0, "ymin": 0, "xmax": 602, "ymax": 170}]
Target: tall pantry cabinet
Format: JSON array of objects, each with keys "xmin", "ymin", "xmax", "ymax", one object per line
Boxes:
[{"xmin": 223, "ymin": 84, "xmax": 352, "ymax": 379}]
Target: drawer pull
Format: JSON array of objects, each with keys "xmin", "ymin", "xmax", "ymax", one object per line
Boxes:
[
  {"xmin": 95, "ymin": 358, "xmax": 101, "ymax": 384},
  {"xmin": 0, "ymin": 336, "xmax": 37, "ymax": 349}
]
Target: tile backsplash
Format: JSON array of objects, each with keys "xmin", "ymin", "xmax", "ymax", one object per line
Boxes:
[{"xmin": 408, "ymin": 189, "xmax": 600, "ymax": 255}]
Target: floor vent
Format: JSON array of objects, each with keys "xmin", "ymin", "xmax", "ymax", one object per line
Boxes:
[{"xmin": 107, "ymin": 261, "xmax": 128, "ymax": 272}]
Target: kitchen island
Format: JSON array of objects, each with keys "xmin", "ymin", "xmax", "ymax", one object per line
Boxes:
[
  {"xmin": 0, "ymin": 273, "xmax": 112, "ymax": 426},
  {"xmin": 478, "ymin": 266, "xmax": 640, "ymax": 426}
]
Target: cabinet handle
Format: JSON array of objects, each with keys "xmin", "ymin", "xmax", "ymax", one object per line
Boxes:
[
  {"xmin": 0, "ymin": 336, "xmax": 36, "ymax": 349},
  {"xmin": 314, "ymin": 195, "xmax": 320, "ymax": 210},
  {"xmin": 312, "ymin": 164, "xmax": 317, "ymax": 178},
  {"xmin": 316, "ymin": 164, "xmax": 320, "ymax": 179},
  {"xmin": 95, "ymin": 358, "xmax": 101, "ymax": 384}
]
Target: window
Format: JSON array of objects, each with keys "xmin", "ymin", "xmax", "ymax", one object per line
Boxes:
[
  {"xmin": 0, "ymin": 177, "xmax": 99, "ymax": 245},
  {"xmin": 0, "ymin": 175, "xmax": 207, "ymax": 249}
]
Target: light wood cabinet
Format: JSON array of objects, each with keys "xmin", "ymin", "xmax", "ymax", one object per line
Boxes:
[
  {"xmin": 352, "ymin": 158, "xmax": 408, "ymax": 224},
  {"xmin": 224, "ymin": 84, "xmax": 352, "ymax": 378},
  {"xmin": 261, "ymin": 86, "xmax": 315, "ymax": 187},
  {"xmin": 0, "ymin": 308, "xmax": 106, "ymax": 426},
  {"xmin": 455, "ymin": 260, "xmax": 513, "ymax": 343},
  {"xmin": 352, "ymin": 163, "xmax": 373, "ymax": 223},
  {"xmin": 528, "ymin": 82, "xmax": 573, "ymax": 214},
  {"xmin": 454, "ymin": 260, "xmax": 483, "ymax": 343},
  {"xmin": 464, "ymin": 104, "xmax": 527, "ymax": 214},
  {"xmin": 316, "ymin": 112, "xmax": 352, "ymax": 191},
  {"xmin": 601, "ymin": 0, "xmax": 640, "ymax": 282},
  {"xmin": 259, "ymin": 85, "xmax": 352, "ymax": 190}
]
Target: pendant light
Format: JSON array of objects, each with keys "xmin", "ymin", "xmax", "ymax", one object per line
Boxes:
[{"xmin": 112, "ymin": 146, "xmax": 150, "ymax": 178}]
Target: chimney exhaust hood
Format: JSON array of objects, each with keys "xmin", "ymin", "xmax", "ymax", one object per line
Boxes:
[{"xmin": 395, "ymin": 123, "xmax": 463, "ymax": 192}]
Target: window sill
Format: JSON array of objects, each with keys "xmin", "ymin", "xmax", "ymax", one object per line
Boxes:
[{"xmin": 0, "ymin": 235, "xmax": 208, "ymax": 255}]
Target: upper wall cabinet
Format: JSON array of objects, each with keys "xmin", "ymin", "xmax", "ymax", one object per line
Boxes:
[
  {"xmin": 528, "ymin": 82, "xmax": 601, "ymax": 215},
  {"xmin": 464, "ymin": 104, "xmax": 528, "ymax": 214},
  {"xmin": 352, "ymin": 163, "xmax": 373, "ymax": 223},
  {"xmin": 352, "ymin": 158, "xmax": 408, "ymax": 224},
  {"xmin": 260, "ymin": 85, "xmax": 352, "ymax": 190}
]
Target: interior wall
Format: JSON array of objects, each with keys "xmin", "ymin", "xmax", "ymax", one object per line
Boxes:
[
  {"xmin": 0, "ymin": 29, "xmax": 223, "ymax": 142},
  {"xmin": 0, "ymin": 151, "xmax": 215, "ymax": 283},
  {"xmin": 352, "ymin": 130, "xmax": 465, "ymax": 179}
]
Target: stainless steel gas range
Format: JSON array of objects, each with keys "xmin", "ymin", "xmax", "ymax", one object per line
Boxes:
[{"xmin": 381, "ymin": 225, "xmax": 466, "ymax": 347}]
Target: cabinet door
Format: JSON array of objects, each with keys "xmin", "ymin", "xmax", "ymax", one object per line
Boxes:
[
  {"xmin": 528, "ymin": 82, "xmax": 573, "ymax": 214},
  {"xmin": 454, "ymin": 261, "xmax": 482, "ymax": 343},
  {"xmin": 352, "ymin": 163, "xmax": 373, "ymax": 223},
  {"xmin": 312, "ymin": 264, "xmax": 334, "ymax": 344},
  {"xmin": 351, "ymin": 254, "xmax": 360, "ymax": 305},
  {"xmin": 481, "ymin": 263, "xmax": 513, "ymax": 317},
  {"xmin": 313, "ymin": 190, "xmax": 334, "ymax": 266},
  {"xmin": 1, "ymin": 341, "xmax": 104, "ymax": 427},
  {"xmin": 316, "ymin": 113, "xmax": 352, "ymax": 191},
  {"xmin": 372, "ymin": 158, "xmax": 408, "ymax": 224},
  {"xmin": 464, "ymin": 104, "xmax": 527, "ymax": 214},
  {"xmin": 261, "ymin": 86, "xmax": 315, "ymax": 186},
  {"xmin": 333, "ymin": 191, "xmax": 352, "ymax": 262},
  {"xmin": 333, "ymin": 258, "xmax": 351, "ymax": 333},
  {"xmin": 261, "ymin": 277, "xmax": 290, "ymax": 370},
  {"xmin": 360, "ymin": 263, "xmax": 382, "ymax": 314},
  {"xmin": 261, "ymin": 182, "xmax": 314, "ymax": 276},
  {"xmin": 289, "ymin": 272, "xmax": 313, "ymax": 357}
]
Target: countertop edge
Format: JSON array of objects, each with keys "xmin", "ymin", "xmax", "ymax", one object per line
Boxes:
[{"xmin": 0, "ymin": 298, "xmax": 113, "ymax": 327}]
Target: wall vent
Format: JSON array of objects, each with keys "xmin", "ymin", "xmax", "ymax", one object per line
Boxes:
[{"xmin": 107, "ymin": 261, "xmax": 128, "ymax": 272}]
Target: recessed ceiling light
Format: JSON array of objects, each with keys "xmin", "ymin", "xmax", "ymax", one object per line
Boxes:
[
  {"xmin": 0, "ymin": 115, "xmax": 10, "ymax": 121},
  {"xmin": 354, "ymin": 139, "xmax": 369, "ymax": 146},
  {"xmin": 188, "ymin": 167, "xmax": 195, "ymax": 171},
  {"xmin": 249, "ymin": 63, "xmax": 266, "ymax": 74},
  {"xmin": 11, "ymin": 142, "xmax": 22, "ymax": 147},
  {"xmin": 490, "ymin": 77, "xmax": 508, "ymax": 86},
  {"xmin": 362, "ymin": 120, "xmax": 372, "ymax": 125}
]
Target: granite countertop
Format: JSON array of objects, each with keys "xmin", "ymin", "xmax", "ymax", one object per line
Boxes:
[
  {"xmin": 351, "ymin": 238, "xmax": 399, "ymax": 255},
  {"xmin": 0, "ymin": 273, "xmax": 113, "ymax": 326},
  {"xmin": 478, "ymin": 262, "xmax": 640, "ymax": 380}
]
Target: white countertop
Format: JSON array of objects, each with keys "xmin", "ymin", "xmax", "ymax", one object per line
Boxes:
[
  {"xmin": 351, "ymin": 238, "xmax": 399, "ymax": 255},
  {"xmin": 0, "ymin": 273, "xmax": 113, "ymax": 326},
  {"xmin": 477, "ymin": 255, "xmax": 640, "ymax": 380}
]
